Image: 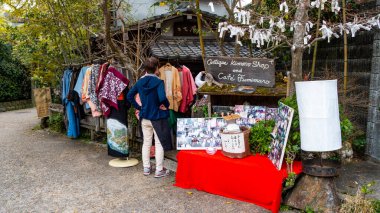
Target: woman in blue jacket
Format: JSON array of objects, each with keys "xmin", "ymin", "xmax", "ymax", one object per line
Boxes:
[{"xmin": 127, "ymin": 57, "xmax": 172, "ymax": 178}]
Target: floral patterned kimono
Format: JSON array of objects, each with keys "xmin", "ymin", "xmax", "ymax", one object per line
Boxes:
[{"xmin": 98, "ymin": 65, "xmax": 130, "ymax": 157}]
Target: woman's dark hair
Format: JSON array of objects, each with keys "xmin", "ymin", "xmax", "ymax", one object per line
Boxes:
[{"xmin": 143, "ymin": 57, "xmax": 159, "ymax": 74}]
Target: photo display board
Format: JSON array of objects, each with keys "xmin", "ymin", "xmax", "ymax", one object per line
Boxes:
[
  {"xmin": 268, "ymin": 102, "xmax": 295, "ymax": 170},
  {"xmin": 177, "ymin": 118, "xmax": 227, "ymax": 150},
  {"xmin": 205, "ymin": 56, "xmax": 275, "ymax": 87},
  {"xmin": 234, "ymin": 105, "xmax": 278, "ymax": 127}
]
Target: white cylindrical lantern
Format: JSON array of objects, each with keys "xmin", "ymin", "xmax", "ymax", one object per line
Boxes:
[{"xmin": 295, "ymin": 80, "xmax": 342, "ymax": 152}]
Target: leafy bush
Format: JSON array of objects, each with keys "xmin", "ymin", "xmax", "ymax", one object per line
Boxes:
[
  {"xmin": 340, "ymin": 110, "xmax": 355, "ymax": 142},
  {"xmin": 352, "ymin": 135, "xmax": 367, "ymax": 157},
  {"xmin": 249, "ymin": 120, "xmax": 275, "ymax": 155},
  {"xmin": 128, "ymin": 107, "xmax": 138, "ymax": 127},
  {"xmin": 48, "ymin": 113, "xmax": 65, "ymax": 133},
  {"xmin": 0, "ymin": 41, "xmax": 31, "ymax": 102}
]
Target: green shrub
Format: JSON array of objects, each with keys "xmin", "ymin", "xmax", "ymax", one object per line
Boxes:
[
  {"xmin": 0, "ymin": 41, "xmax": 31, "ymax": 102},
  {"xmin": 372, "ymin": 199, "xmax": 380, "ymax": 213},
  {"xmin": 340, "ymin": 111, "xmax": 354, "ymax": 142},
  {"xmin": 48, "ymin": 113, "xmax": 65, "ymax": 133},
  {"xmin": 128, "ymin": 107, "xmax": 138, "ymax": 127},
  {"xmin": 352, "ymin": 135, "xmax": 367, "ymax": 156},
  {"xmin": 249, "ymin": 120, "xmax": 275, "ymax": 155}
]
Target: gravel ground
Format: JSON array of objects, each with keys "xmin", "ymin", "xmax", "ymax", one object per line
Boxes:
[{"xmin": 0, "ymin": 108, "xmax": 267, "ymax": 213}]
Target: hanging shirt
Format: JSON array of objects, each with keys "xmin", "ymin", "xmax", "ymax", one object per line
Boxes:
[
  {"xmin": 62, "ymin": 69, "xmax": 72, "ymax": 106},
  {"xmin": 159, "ymin": 63, "xmax": 182, "ymax": 112},
  {"xmin": 178, "ymin": 66, "xmax": 194, "ymax": 113},
  {"xmin": 81, "ymin": 66, "xmax": 92, "ymax": 102},
  {"xmin": 183, "ymin": 65, "xmax": 197, "ymax": 95},
  {"xmin": 74, "ymin": 66, "xmax": 88, "ymax": 100}
]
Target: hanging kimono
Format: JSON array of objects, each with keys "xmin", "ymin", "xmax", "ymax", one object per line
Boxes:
[
  {"xmin": 74, "ymin": 66, "xmax": 90, "ymax": 109},
  {"xmin": 178, "ymin": 66, "xmax": 195, "ymax": 113},
  {"xmin": 98, "ymin": 65, "xmax": 130, "ymax": 157},
  {"xmin": 81, "ymin": 66, "xmax": 92, "ymax": 103},
  {"xmin": 107, "ymin": 99, "xmax": 129, "ymax": 157},
  {"xmin": 87, "ymin": 64, "xmax": 102, "ymax": 117},
  {"xmin": 61, "ymin": 69, "xmax": 80, "ymax": 138},
  {"xmin": 159, "ymin": 63, "xmax": 182, "ymax": 112}
]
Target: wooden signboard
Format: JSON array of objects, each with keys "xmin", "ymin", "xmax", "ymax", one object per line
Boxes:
[
  {"xmin": 33, "ymin": 87, "xmax": 51, "ymax": 118},
  {"xmin": 205, "ymin": 56, "xmax": 275, "ymax": 87}
]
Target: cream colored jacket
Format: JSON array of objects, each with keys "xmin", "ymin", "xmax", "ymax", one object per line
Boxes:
[{"xmin": 159, "ymin": 63, "xmax": 182, "ymax": 111}]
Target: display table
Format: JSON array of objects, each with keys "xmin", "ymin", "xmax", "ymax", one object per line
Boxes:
[{"xmin": 175, "ymin": 151, "xmax": 302, "ymax": 213}]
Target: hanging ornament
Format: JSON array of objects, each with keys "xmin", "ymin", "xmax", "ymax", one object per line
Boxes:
[
  {"xmin": 305, "ymin": 21, "xmax": 314, "ymax": 33},
  {"xmin": 246, "ymin": 11, "xmax": 251, "ymax": 25},
  {"xmin": 367, "ymin": 15, "xmax": 380, "ymax": 28},
  {"xmin": 310, "ymin": 0, "xmax": 320, "ymax": 9},
  {"xmin": 304, "ymin": 34, "xmax": 312, "ymax": 44},
  {"xmin": 260, "ymin": 17, "xmax": 264, "ymax": 26},
  {"xmin": 279, "ymin": 1, "xmax": 289, "ymax": 13},
  {"xmin": 208, "ymin": 2, "xmax": 215, "ymax": 13},
  {"xmin": 276, "ymin": 18, "xmax": 286, "ymax": 32},
  {"xmin": 269, "ymin": 18, "xmax": 275, "ymax": 28},
  {"xmin": 241, "ymin": 10, "xmax": 247, "ymax": 25}
]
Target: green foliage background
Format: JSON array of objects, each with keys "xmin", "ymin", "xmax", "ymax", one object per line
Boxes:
[
  {"xmin": 0, "ymin": 40, "xmax": 30, "ymax": 102},
  {"xmin": 0, "ymin": 0, "xmax": 104, "ymax": 89},
  {"xmin": 249, "ymin": 120, "xmax": 275, "ymax": 155}
]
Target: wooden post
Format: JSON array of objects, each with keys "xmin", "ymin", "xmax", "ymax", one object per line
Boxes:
[
  {"xmin": 311, "ymin": 4, "xmax": 322, "ymax": 79},
  {"xmin": 196, "ymin": 0, "xmax": 206, "ymax": 70}
]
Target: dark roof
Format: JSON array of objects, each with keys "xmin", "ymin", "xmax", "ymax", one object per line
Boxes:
[
  {"xmin": 127, "ymin": 2, "xmax": 225, "ymax": 30},
  {"xmin": 150, "ymin": 39, "xmax": 266, "ymax": 60}
]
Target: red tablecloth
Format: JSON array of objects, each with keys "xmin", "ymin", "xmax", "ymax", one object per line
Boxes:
[{"xmin": 175, "ymin": 151, "xmax": 302, "ymax": 213}]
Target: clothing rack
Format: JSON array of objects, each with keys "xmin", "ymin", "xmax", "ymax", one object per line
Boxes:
[{"xmin": 62, "ymin": 54, "xmax": 118, "ymax": 67}]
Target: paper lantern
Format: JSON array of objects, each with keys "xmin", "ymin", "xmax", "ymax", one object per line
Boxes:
[{"xmin": 295, "ymin": 80, "xmax": 342, "ymax": 152}]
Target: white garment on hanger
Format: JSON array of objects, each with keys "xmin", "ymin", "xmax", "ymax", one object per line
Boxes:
[
  {"xmin": 164, "ymin": 70, "xmax": 173, "ymax": 96},
  {"xmin": 178, "ymin": 71, "xmax": 184, "ymax": 87}
]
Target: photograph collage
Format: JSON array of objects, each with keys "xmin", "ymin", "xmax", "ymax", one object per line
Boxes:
[
  {"xmin": 268, "ymin": 103, "xmax": 295, "ymax": 170},
  {"xmin": 176, "ymin": 118, "xmax": 227, "ymax": 150},
  {"xmin": 234, "ymin": 105, "xmax": 278, "ymax": 127}
]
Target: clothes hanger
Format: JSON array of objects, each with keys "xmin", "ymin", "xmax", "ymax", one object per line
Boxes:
[
  {"xmin": 165, "ymin": 57, "xmax": 172, "ymax": 67},
  {"xmin": 175, "ymin": 58, "xmax": 182, "ymax": 69}
]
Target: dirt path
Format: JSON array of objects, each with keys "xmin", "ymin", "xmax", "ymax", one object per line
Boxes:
[{"xmin": 0, "ymin": 108, "xmax": 266, "ymax": 212}]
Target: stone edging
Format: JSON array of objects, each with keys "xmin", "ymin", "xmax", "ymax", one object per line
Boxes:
[{"xmin": 0, "ymin": 99, "xmax": 33, "ymax": 112}]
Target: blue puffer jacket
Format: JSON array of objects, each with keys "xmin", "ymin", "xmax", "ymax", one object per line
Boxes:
[{"xmin": 127, "ymin": 74, "xmax": 170, "ymax": 121}]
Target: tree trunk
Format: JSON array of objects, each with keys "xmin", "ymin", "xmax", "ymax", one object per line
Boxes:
[
  {"xmin": 101, "ymin": 0, "xmax": 129, "ymax": 67},
  {"xmin": 289, "ymin": 0, "xmax": 310, "ymax": 96}
]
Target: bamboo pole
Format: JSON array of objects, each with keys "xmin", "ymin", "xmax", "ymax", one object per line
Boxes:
[
  {"xmin": 136, "ymin": 21, "xmax": 141, "ymax": 77},
  {"xmin": 196, "ymin": 0, "xmax": 206, "ymax": 70},
  {"xmin": 311, "ymin": 3, "xmax": 322, "ymax": 79},
  {"xmin": 342, "ymin": 0, "xmax": 348, "ymax": 97}
]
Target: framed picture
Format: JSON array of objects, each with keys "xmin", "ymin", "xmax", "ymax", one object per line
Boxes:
[
  {"xmin": 234, "ymin": 105, "xmax": 277, "ymax": 127},
  {"xmin": 268, "ymin": 102, "xmax": 295, "ymax": 170},
  {"xmin": 177, "ymin": 118, "xmax": 227, "ymax": 150}
]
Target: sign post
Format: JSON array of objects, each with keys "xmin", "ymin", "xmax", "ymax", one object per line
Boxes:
[{"xmin": 204, "ymin": 56, "xmax": 275, "ymax": 88}]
